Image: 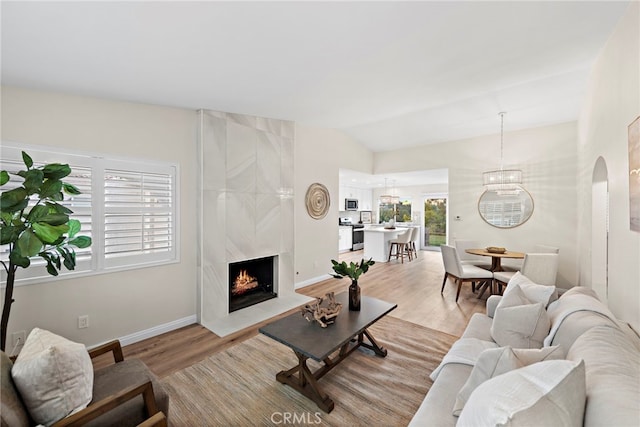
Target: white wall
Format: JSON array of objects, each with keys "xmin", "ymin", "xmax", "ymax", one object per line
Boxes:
[
  {"xmin": 1, "ymin": 86, "xmax": 198, "ymax": 347},
  {"xmin": 577, "ymin": 2, "xmax": 640, "ymax": 331},
  {"xmin": 294, "ymin": 125, "xmax": 373, "ymax": 285},
  {"xmin": 374, "ymin": 122, "xmax": 579, "ymax": 287}
]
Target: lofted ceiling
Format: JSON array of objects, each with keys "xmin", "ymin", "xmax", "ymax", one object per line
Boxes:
[{"xmin": 1, "ymin": 1, "xmax": 629, "ymax": 154}]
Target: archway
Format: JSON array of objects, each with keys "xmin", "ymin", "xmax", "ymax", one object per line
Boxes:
[{"xmin": 591, "ymin": 157, "xmax": 609, "ymax": 303}]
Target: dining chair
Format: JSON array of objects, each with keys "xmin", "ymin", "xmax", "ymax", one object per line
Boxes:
[
  {"xmin": 409, "ymin": 227, "xmax": 420, "ymax": 259},
  {"xmin": 493, "ymin": 253, "xmax": 559, "ymax": 293},
  {"xmin": 454, "ymin": 239, "xmax": 491, "ymax": 269},
  {"xmin": 388, "ymin": 229, "xmax": 413, "ymax": 263},
  {"xmin": 533, "ymin": 244, "xmax": 560, "ymax": 254},
  {"xmin": 502, "ymin": 244, "xmax": 559, "ymax": 271},
  {"xmin": 440, "ymin": 245, "xmax": 493, "ymax": 302}
]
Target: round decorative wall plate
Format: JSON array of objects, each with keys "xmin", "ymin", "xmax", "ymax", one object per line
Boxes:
[{"xmin": 305, "ymin": 183, "xmax": 330, "ymax": 219}]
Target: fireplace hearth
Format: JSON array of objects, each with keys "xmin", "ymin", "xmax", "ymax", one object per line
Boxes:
[{"xmin": 229, "ymin": 255, "xmax": 277, "ymax": 313}]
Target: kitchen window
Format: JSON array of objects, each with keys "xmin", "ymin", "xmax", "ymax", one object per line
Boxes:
[
  {"xmin": 1, "ymin": 144, "xmax": 179, "ymax": 286},
  {"xmin": 379, "ymin": 198, "xmax": 412, "ymax": 223}
]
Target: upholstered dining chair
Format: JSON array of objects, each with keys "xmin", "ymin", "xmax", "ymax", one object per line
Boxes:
[
  {"xmin": 440, "ymin": 245, "xmax": 494, "ymax": 302},
  {"xmin": 408, "ymin": 227, "xmax": 420, "ymax": 259},
  {"xmin": 454, "ymin": 240, "xmax": 491, "ymax": 269},
  {"xmin": 501, "ymin": 244, "xmax": 559, "ymax": 271},
  {"xmin": 388, "ymin": 228, "xmax": 414, "ymax": 263},
  {"xmin": 493, "ymin": 253, "xmax": 559, "ymax": 293}
]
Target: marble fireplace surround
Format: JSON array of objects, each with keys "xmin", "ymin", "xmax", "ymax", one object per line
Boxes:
[{"xmin": 198, "ymin": 110, "xmax": 312, "ymax": 337}]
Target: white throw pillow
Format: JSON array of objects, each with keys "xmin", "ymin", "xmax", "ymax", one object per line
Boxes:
[
  {"xmin": 490, "ymin": 285, "xmax": 551, "ymax": 348},
  {"xmin": 453, "ymin": 346, "xmax": 562, "ymax": 416},
  {"xmin": 505, "ymin": 271, "xmax": 558, "ymax": 307},
  {"xmin": 457, "ymin": 359, "xmax": 586, "ymax": 427},
  {"xmin": 11, "ymin": 328, "xmax": 93, "ymax": 426}
]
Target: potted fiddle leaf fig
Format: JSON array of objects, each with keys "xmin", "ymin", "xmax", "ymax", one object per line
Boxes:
[
  {"xmin": 330, "ymin": 258, "xmax": 375, "ymax": 311},
  {"xmin": 0, "ymin": 151, "xmax": 92, "ymax": 351}
]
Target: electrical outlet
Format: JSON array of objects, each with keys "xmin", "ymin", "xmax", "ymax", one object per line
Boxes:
[
  {"xmin": 78, "ymin": 315, "xmax": 89, "ymax": 329},
  {"xmin": 11, "ymin": 330, "xmax": 26, "ymax": 347}
]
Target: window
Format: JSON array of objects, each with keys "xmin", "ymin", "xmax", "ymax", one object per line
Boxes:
[
  {"xmin": 1, "ymin": 144, "xmax": 179, "ymax": 285},
  {"xmin": 379, "ymin": 198, "xmax": 412, "ymax": 223}
]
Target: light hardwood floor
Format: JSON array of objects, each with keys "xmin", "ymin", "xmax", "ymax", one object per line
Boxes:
[{"xmin": 94, "ymin": 249, "xmax": 487, "ymax": 377}]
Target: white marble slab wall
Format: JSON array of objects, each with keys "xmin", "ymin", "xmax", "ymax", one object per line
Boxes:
[{"xmin": 198, "ymin": 110, "xmax": 295, "ymax": 327}]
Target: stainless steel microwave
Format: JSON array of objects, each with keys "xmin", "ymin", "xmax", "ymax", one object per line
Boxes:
[{"xmin": 345, "ymin": 198, "xmax": 358, "ymax": 211}]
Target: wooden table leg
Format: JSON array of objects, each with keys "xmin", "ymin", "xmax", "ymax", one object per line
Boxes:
[
  {"xmin": 274, "ymin": 328, "xmax": 388, "ymax": 413},
  {"xmin": 276, "ymin": 351, "xmax": 335, "ymax": 413}
]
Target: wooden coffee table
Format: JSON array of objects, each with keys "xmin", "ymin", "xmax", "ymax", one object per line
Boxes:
[{"xmin": 259, "ymin": 292, "xmax": 397, "ymax": 412}]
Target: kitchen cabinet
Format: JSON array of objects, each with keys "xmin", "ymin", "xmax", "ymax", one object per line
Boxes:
[
  {"xmin": 338, "ymin": 226, "xmax": 352, "ymax": 252},
  {"xmin": 338, "ymin": 186, "xmax": 373, "ymax": 212}
]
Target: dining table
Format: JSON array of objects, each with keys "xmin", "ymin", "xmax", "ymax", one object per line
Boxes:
[
  {"xmin": 465, "ymin": 248, "xmax": 525, "ymax": 272},
  {"xmin": 465, "ymin": 248, "xmax": 525, "ymax": 298}
]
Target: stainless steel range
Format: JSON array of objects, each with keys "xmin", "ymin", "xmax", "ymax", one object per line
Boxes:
[{"xmin": 339, "ymin": 217, "xmax": 364, "ymax": 251}]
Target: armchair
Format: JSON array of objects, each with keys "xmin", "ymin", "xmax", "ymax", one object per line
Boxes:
[{"xmin": 1, "ymin": 339, "xmax": 168, "ymax": 426}]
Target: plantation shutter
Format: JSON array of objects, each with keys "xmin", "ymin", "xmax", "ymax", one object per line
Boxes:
[
  {"xmin": 103, "ymin": 162, "xmax": 176, "ymax": 268},
  {"xmin": 0, "ymin": 151, "xmax": 93, "ymax": 280}
]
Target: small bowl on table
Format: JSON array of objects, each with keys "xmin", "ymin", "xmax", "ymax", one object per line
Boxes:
[{"xmin": 486, "ymin": 246, "xmax": 506, "ymax": 254}]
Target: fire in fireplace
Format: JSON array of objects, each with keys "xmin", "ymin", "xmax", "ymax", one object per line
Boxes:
[{"xmin": 228, "ymin": 255, "xmax": 277, "ymax": 313}]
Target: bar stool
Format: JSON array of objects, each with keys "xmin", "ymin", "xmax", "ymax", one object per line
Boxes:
[{"xmin": 388, "ymin": 229, "xmax": 413, "ymax": 263}]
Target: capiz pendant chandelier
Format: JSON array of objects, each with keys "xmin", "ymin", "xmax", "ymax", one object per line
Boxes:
[{"xmin": 482, "ymin": 112, "xmax": 522, "ymax": 191}]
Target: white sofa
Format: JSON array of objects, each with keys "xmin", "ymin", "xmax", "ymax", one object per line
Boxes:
[{"xmin": 409, "ymin": 283, "xmax": 640, "ymax": 426}]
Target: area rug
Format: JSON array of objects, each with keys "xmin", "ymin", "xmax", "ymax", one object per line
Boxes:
[{"xmin": 162, "ymin": 316, "xmax": 457, "ymax": 427}]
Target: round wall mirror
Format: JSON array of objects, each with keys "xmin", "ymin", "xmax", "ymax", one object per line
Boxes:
[{"xmin": 478, "ymin": 187, "xmax": 534, "ymax": 228}]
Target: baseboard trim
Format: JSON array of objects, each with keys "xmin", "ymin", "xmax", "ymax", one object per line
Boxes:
[
  {"xmin": 119, "ymin": 315, "xmax": 198, "ymax": 347},
  {"xmin": 295, "ymin": 274, "xmax": 331, "ymax": 289}
]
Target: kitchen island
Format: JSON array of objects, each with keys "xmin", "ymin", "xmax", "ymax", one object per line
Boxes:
[{"xmin": 363, "ymin": 227, "xmax": 406, "ymax": 262}]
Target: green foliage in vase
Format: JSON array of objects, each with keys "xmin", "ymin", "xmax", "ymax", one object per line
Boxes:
[
  {"xmin": 330, "ymin": 258, "xmax": 375, "ymax": 282},
  {"xmin": 0, "ymin": 151, "xmax": 92, "ymax": 351}
]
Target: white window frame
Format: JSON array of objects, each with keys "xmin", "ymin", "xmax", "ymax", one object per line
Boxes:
[{"xmin": 1, "ymin": 143, "xmax": 180, "ymax": 287}]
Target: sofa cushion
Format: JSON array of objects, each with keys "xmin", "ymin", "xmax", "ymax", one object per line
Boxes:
[
  {"xmin": 504, "ymin": 272, "xmax": 558, "ymax": 307},
  {"xmin": 10, "ymin": 328, "xmax": 93, "ymax": 426},
  {"xmin": 453, "ymin": 345, "xmax": 562, "ymax": 416},
  {"xmin": 544, "ymin": 291, "xmax": 620, "ymax": 353},
  {"xmin": 408, "ymin": 363, "xmax": 473, "ymax": 427},
  {"xmin": 491, "ymin": 285, "xmax": 550, "ymax": 348},
  {"xmin": 567, "ymin": 325, "xmax": 640, "ymax": 427},
  {"xmin": 457, "ymin": 359, "xmax": 586, "ymax": 427}
]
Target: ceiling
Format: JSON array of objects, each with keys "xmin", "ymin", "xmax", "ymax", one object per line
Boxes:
[{"xmin": 1, "ymin": 1, "xmax": 629, "ymax": 154}]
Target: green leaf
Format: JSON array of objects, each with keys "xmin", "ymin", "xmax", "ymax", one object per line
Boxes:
[
  {"xmin": 0, "ymin": 187, "xmax": 28, "ymax": 209},
  {"xmin": 45, "ymin": 260, "xmax": 58, "ymax": 276},
  {"xmin": 39, "ymin": 179, "xmax": 63, "ymax": 199},
  {"xmin": 42, "ymin": 164, "xmax": 71, "ymax": 180},
  {"xmin": 62, "ymin": 183, "xmax": 81, "ymax": 195},
  {"xmin": 17, "ymin": 229, "xmax": 43, "ymax": 257},
  {"xmin": 32, "ymin": 222, "xmax": 69, "ymax": 244},
  {"xmin": 9, "ymin": 250, "xmax": 30, "ymax": 268},
  {"xmin": 67, "ymin": 219, "xmax": 81, "ymax": 238},
  {"xmin": 60, "ymin": 247, "xmax": 76, "ymax": 270},
  {"xmin": 22, "ymin": 151, "xmax": 33, "ymax": 169},
  {"xmin": 1, "ymin": 225, "xmax": 23, "ymax": 245},
  {"xmin": 69, "ymin": 235, "xmax": 91, "ymax": 248},
  {"xmin": 27, "ymin": 205, "xmax": 50, "ymax": 223},
  {"xmin": 22, "ymin": 169, "xmax": 44, "ymax": 194},
  {"xmin": 48, "ymin": 202, "xmax": 73, "ymax": 215},
  {"xmin": 0, "ymin": 211, "xmax": 14, "ymax": 225},
  {"xmin": 38, "ymin": 213, "xmax": 70, "ymax": 226},
  {"xmin": 0, "ymin": 171, "xmax": 9, "ymax": 186},
  {"xmin": 1, "ymin": 198, "xmax": 29, "ymax": 214}
]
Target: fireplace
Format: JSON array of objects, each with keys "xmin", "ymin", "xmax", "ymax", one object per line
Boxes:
[{"xmin": 228, "ymin": 255, "xmax": 278, "ymax": 313}]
